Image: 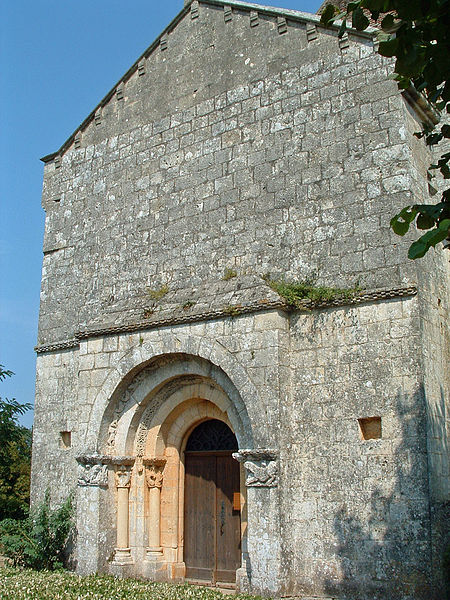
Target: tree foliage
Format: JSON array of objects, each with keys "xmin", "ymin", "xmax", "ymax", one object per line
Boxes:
[
  {"xmin": 0, "ymin": 365, "xmax": 33, "ymax": 520},
  {"xmin": 321, "ymin": 0, "xmax": 450, "ymax": 259},
  {"xmin": 0, "ymin": 490, "xmax": 74, "ymax": 570}
]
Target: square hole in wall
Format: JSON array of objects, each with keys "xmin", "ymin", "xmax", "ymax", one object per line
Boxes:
[
  {"xmin": 60, "ymin": 431, "xmax": 71, "ymax": 449},
  {"xmin": 358, "ymin": 417, "xmax": 382, "ymax": 440}
]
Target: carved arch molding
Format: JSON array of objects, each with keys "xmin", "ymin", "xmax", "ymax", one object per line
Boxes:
[{"xmin": 75, "ymin": 353, "xmax": 278, "ymax": 575}]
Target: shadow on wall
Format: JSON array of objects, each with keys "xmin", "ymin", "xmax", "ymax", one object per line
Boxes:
[
  {"xmin": 323, "ymin": 386, "xmax": 449, "ymax": 600},
  {"xmin": 430, "ymin": 386, "xmax": 450, "ymax": 600}
]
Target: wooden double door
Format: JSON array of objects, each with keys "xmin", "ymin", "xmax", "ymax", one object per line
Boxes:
[{"xmin": 184, "ymin": 450, "xmax": 241, "ymax": 584}]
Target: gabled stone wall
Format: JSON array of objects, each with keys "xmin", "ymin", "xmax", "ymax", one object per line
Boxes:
[
  {"xmin": 32, "ymin": 2, "xmax": 449, "ymax": 598},
  {"xmin": 39, "ymin": 1, "xmax": 420, "ymax": 347}
]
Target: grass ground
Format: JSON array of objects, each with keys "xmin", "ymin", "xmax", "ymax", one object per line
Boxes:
[{"xmin": 0, "ymin": 567, "xmax": 269, "ymax": 600}]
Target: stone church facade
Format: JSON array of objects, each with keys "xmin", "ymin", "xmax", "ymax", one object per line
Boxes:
[{"xmin": 32, "ymin": 1, "xmax": 449, "ymax": 598}]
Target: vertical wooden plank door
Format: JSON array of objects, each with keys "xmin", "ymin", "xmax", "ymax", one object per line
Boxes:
[
  {"xmin": 184, "ymin": 451, "xmax": 241, "ymax": 584},
  {"xmin": 215, "ymin": 453, "xmax": 241, "ymax": 583}
]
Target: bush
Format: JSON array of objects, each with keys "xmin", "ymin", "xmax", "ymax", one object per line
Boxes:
[{"xmin": 0, "ymin": 490, "xmax": 74, "ymax": 570}]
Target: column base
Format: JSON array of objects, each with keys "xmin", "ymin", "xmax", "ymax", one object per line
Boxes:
[
  {"xmin": 112, "ymin": 548, "xmax": 134, "ymax": 565},
  {"xmin": 146, "ymin": 547, "xmax": 164, "ymax": 560}
]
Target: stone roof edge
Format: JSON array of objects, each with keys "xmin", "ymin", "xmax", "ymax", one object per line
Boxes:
[
  {"xmin": 40, "ymin": 0, "xmax": 375, "ymax": 164},
  {"xmin": 40, "ymin": 2, "xmax": 193, "ymax": 163},
  {"xmin": 35, "ymin": 286, "xmax": 417, "ymax": 354}
]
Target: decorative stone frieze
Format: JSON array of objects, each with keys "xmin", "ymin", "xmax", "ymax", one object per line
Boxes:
[
  {"xmin": 77, "ymin": 463, "xmax": 108, "ymax": 488},
  {"xmin": 233, "ymin": 449, "xmax": 278, "ymax": 487}
]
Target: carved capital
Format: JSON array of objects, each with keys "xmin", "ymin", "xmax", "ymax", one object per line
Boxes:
[
  {"xmin": 77, "ymin": 462, "xmax": 108, "ymax": 488},
  {"xmin": 114, "ymin": 464, "xmax": 133, "ymax": 488},
  {"xmin": 233, "ymin": 449, "xmax": 278, "ymax": 488},
  {"xmin": 143, "ymin": 458, "xmax": 166, "ymax": 489}
]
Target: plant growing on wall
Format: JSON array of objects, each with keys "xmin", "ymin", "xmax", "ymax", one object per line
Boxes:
[
  {"xmin": 263, "ymin": 276, "xmax": 361, "ymax": 306},
  {"xmin": 321, "ymin": 0, "xmax": 450, "ymax": 259}
]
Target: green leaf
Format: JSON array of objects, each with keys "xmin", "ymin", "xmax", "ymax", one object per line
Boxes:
[
  {"xmin": 320, "ymin": 4, "xmax": 336, "ymax": 24},
  {"xmin": 391, "ymin": 205, "xmax": 417, "ymax": 225},
  {"xmin": 408, "ymin": 225, "xmax": 450, "ymax": 259},
  {"xmin": 360, "ymin": 0, "xmax": 387, "ymax": 11},
  {"xmin": 379, "ymin": 37, "xmax": 399, "ymax": 57},
  {"xmin": 413, "ymin": 202, "xmax": 447, "ymax": 220},
  {"xmin": 442, "ymin": 124, "xmax": 450, "ymax": 138},
  {"xmin": 416, "ymin": 213, "xmax": 435, "ymax": 229},
  {"xmin": 338, "ymin": 18, "xmax": 347, "ymax": 37},
  {"xmin": 352, "ymin": 7, "xmax": 370, "ymax": 30},
  {"xmin": 391, "ymin": 206, "xmax": 417, "ymax": 235},
  {"xmin": 381, "ymin": 14, "xmax": 402, "ymax": 32},
  {"xmin": 426, "ymin": 133, "xmax": 443, "ymax": 146},
  {"xmin": 347, "ymin": 1, "xmax": 360, "ymax": 11},
  {"xmin": 438, "ymin": 218, "xmax": 450, "ymax": 231},
  {"xmin": 408, "ymin": 239, "xmax": 428, "ymax": 259}
]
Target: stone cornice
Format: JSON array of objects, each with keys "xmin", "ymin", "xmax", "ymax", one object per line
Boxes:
[
  {"xmin": 233, "ymin": 448, "xmax": 278, "ymax": 461},
  {"xmin": 76, "ymin": 454, "xmax": 135, "ymax": 466},
  {"xmin": 35, "ymin": 286, "xmax": 417, "ymax": 354}
]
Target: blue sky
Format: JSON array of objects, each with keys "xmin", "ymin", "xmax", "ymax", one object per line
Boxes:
[{"xmin": 0, "ymin": 0, "xmax": 321, "ymax": 428}]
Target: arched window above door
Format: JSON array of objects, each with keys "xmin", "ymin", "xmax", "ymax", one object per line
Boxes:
[{"xmin": 185, "ymin": 419, "xmax": 238, "ymax": 452}]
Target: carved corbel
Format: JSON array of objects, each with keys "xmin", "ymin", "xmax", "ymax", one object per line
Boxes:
[{"xmin": 233, "ymin": 448, "xmax": 279, "ymax": 488}]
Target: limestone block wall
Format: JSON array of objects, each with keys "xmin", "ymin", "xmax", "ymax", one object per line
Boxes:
[
  {"xmin": 403, "ymin": 82, "xmax": 450, "ymax": 597},
  {"xmin": 280, "ymin": 295, "xmax": 432, "ymax": 599},
  {"xmin": 417, "ymin": 249, "xmax": 450, "ymax": 597},
  {"xmin": 38, "ymin": 1, "xmax": 421, "ymax": 347},
  {"xmin": 32, "ymin": 293, "xmax": 436, "ymax": 598}
]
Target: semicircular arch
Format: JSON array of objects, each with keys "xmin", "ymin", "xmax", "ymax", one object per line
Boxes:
[{"xmin": 83, "ymin": 333, "xmax": 257, "ymax": 451}]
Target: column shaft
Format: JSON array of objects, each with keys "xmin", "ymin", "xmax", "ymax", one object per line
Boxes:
[
  {"xmin": 117, "ymin": 486, "xmax": 130, "ymax": 549},
  {"xmin": 148, "ymin": 486, "xmax": 162, "ymax": 551}
]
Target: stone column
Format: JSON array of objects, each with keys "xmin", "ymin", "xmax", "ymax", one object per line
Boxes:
[
  {"xmin": 233, "ymin": 449, "xmax": 281, "ymax": 596},
  {"xmin": 144, "ymin": 458, "xmax": 166, "ymax": 559},
  {"xmin": 75, "ymin": 454, "xmax": 110, "ymax": 574},
  {"xmin": 113, "ymin": 461, "xmax": 134, "ymax": 564}
]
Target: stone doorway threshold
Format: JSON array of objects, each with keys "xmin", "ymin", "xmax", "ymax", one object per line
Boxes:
[{"xmin": 186, "ymin": 579, "xmax": 236, "ymax": 595}]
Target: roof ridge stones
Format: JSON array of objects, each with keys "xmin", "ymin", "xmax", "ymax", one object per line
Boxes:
[{"xmin": 41, "ymin": 0, "xmax": 375, "ymax": 164}]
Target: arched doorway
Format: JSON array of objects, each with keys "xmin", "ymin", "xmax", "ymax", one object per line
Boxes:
[{"xmin": 184, "ymin": 419, "xmax": 241, "ymax": 584}]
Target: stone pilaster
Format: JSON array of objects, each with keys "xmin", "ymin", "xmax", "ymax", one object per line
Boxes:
[{"xmin": 233, "ymin": 449, "xmax": 281, "ymax": 595}]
